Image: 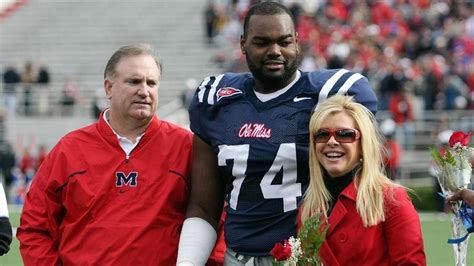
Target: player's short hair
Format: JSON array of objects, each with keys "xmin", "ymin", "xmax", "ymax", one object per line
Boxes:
[
  {"xmin": 242, "ymin": 1, "xmax": 296, "ymax": 37},
  {"xmin": 104, "ymin": 43, "xmax": 162, "ymax": 80}
]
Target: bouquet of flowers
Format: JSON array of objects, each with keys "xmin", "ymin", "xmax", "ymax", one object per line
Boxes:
[
  {"xmin": 270, "ymin": 212, "xmax": 328, "ymax": 266},
  {"xmin": 430, "ymin": 131, "xmax": 473, "ymax": 266}
]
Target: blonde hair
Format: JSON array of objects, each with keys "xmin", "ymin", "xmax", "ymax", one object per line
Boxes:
[{"xmin": 301, "ymin": 95, "xmax": 398, "ymax": 227}]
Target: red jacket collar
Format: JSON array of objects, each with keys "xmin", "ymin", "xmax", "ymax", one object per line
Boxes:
[
  {"xmin": 339, "ymin": 180, "xmax": 357, "ymax": 202},
  {"xmin": 97, "ymin": 111, "xmax": 161, "ymax": 146}
]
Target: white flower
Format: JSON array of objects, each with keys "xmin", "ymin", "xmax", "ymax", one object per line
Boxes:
[{"xmin": 288, "ymin": 236, "xmax": 302, "ymax": 265}]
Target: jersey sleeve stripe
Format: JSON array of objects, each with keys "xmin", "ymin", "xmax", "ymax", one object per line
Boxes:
[
  {"xmin": 207, "ymin": 74, "xmax": 224, "ymax": 105},
  {"xmin": 313, "ymin": 69, "xmax": 349, "ymax": 111},
  {"xmin": 197, "ymin": 76, "xmax": 212, "ymax": 103},
  {"xmin": 337, "ymin": 73, "xmax": 364, "ymax": 95},
  {"xmin": 318, "ymin": 69, "xmax": 349, "ymax": 103}
]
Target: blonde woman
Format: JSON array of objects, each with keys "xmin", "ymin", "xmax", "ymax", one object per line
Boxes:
[{"xmin": 301, "ymin": 95, "xmax": 426, "ymax": 265}]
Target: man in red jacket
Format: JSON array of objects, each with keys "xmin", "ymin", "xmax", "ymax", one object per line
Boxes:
[{"xmin": 17, "ymin": 44, "xmax": 224, "ymax": 265}]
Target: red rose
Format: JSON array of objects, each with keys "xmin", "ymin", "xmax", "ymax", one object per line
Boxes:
[
  {"xmin": 449, "ymin": 131, "xmax": 472, "ymax": 147},
  {"xmin": 283, "ymin": 239, "xmax": 292, "ymax": 256},
  {"xmin": 270, "ymin": 240, "xmax": 292, "ymax": 261}
]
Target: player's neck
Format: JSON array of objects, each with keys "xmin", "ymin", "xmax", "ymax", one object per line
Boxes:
[{"xmin": 254, "ymin": 70, "xmax": 300, "ymax": 94}]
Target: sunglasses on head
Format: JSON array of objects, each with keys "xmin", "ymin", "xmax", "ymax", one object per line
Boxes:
[{"xmin": 313, "ymin": 128, "xmax": 361, "ymax": 143}]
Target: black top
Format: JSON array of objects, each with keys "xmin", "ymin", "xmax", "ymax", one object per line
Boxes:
[{"xmin": 324, "ymin": 170, "xmax": 354, "ymax": 215}]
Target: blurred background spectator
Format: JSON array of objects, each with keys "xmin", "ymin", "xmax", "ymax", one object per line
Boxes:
[
  {"xmin": 18, "ymin": 147, "xmax": 34, "ymax": 186},
  {"xmin": 381, "ymin": 118, "xmax": 402, "ymax": 181},
  {"xmin": 36, "ymin": 62, "xmax": 51, "ymax": 116},
  {"xmin": 20, "ymin": 61, "xmax": 35, "ymax": 116},
  {"xmin": 181, "ymin": 78, "xmax": 199, "ymax": 110},
  {"xmin": 60, "ymin": 76, "xmax": 82, "ymax": 116},
  {"xmin": 1, "ymin": 63, "xmax": 21, "ymax": 117},
  {"xmin": 389, "ymin": 87, "xmax": 415, "ymax": 150},
  {"xmin": 35, "ymin": 144, "xmax": 47, "ymax": 170},
  {"xmin": 91, "ymin": 87, "xmax": 108, "ymax": 120},
  {"xmin": 2, "ymin": 61, "xmax": 53, "ymax": 117},
  {"xmin": 204, "ymin": 0, "xmax": 218, "ymax": 44}
]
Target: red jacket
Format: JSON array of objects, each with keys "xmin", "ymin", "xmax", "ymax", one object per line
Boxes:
[
  {"xmin": 319, "ymin": 182, "xmax": 426, "ymax": 265},
  {"xmin": 17, "ymin": 115, "xmax": 224, "ymax": 265}
]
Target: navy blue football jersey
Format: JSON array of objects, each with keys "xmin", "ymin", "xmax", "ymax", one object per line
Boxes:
[{"xmin": 188, "ymin": 69, "xmax": 377, "ymax": 256}]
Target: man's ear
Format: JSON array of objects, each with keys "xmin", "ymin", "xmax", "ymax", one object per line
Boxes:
[
  {"xmin": 295, "ymin": 32, "xmax": 299, "ymax": 54},
  {"xmin": 104, "ymin": 79, "xmax": 113, "ymax": 100},
  {"xmin": 240, "ymin": 35, "xmax": 246, "ymax": 55}
]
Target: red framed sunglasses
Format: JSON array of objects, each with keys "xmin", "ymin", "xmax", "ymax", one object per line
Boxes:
[{"xmin": 313, "ymin": 128, "xmax": 361, "ymax": 143}]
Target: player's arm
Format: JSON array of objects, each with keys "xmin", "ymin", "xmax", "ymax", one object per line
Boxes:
[
  {"xmin": 17, "ymin": 153, "xmax": 62, "ymax": 266},
  {"xmin": 177, "ymin": 135, "xmax": 226, "ymax": 266},
  {"xmin": 185, "ymin": 135, "xmax": 225, "ymax": 229}
]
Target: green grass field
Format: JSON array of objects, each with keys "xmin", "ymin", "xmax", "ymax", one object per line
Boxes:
[{"xmin": 0, "ymin": 208, "xmax": 472, "ymax": 265}]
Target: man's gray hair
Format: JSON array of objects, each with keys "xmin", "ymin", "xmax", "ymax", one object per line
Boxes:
[{"xmin": 104, "ymin": 43, "xmax": 162, "ymax": 80}]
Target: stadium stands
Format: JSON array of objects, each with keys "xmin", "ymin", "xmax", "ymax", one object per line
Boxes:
[
  {"xmin": 0, "ymin": 0, "xmax": 222, "ymax": 117},
  {"xmin": 0, "ymin": 0, "xmax": 222, "ymax": 147}
]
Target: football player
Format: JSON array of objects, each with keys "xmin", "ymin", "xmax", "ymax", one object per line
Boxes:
[{"xmin": 177, "ymin": 2, "xmax": 377, "ymax": 264}]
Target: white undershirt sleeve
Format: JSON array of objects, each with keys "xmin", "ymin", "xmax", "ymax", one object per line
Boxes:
[{"xmin": 176, "ymin": 217, "xmax": 217, "ymax": 266}]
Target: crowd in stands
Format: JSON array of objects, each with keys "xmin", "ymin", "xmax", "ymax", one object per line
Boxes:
[
  {"xmin": 1, "ymin": 61, "xmax": 84, "ymax": 117},
  {"xmin": 1, "ymin": 61, "xmax": 50, "ymax": 116},
  {"xmin": 206, "ymin": 0, "xmax": 474, "ymax": 113}
]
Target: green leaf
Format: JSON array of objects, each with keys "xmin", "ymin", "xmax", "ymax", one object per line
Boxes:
[
  {"xmin": 297, "ymin": 212, "xmax": 329, "ymax": 265},
  {"xmin": 430, "ymin": 148, "xmax": 443, "ymax": 165},
  {"xmin": 444, "ymin": 149, "xmax": 456, "ymax": 166}
]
